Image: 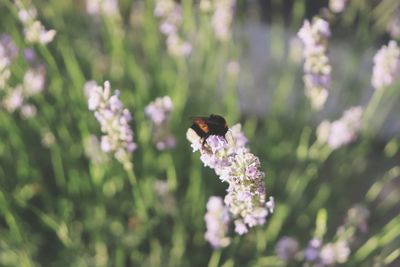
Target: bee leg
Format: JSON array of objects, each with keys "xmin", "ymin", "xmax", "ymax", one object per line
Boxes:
[{"xmin": 202, "ymin": 138, "xmax": 207, "ymax": 147}]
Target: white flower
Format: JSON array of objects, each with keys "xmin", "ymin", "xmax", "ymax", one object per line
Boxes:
[
  {"xmin": 371, "ymin": 40, "xmax": 400, "ymax": 90},
  {"xmin": 23, "ymin": 67, "xmax": 46, "ymax": 96},
  {"xmin": 204, "ymin": 196, "xmax": 231, "ymax": 248},
  {"xmin": 15, "ymin": 0, "xmax": 56, "ymax": 44},
  {"xmin": 86, "ymin": 81, "xmax": 136, "ymax": 170},
  {"xmin": 317, "ymin": 106, "xmax": 363, "ymax": 150},
  {"xmin": 329, "ymin": 0, "xmax": 348, "ymax": 13},
  {"xmin": 212, "ymin": 0, "xmax": 236, "ymax": 41},
  {"xmin": 20, "ymin": 104, "xmax": 37, "ymax": 119},
  {"xmin": 3, "ymin": 86, "xmax": 24, "ymax": 112}
]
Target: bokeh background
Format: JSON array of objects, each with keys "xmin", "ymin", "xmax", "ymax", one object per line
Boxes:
[{"xmin": 0, "ymin": 0, "xmax": 400, "ymax": 266}]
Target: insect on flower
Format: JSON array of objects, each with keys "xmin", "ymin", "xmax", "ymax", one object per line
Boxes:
[{"xmin": 190, "ymin": 114, "xmax": 229, "ymax": 145}]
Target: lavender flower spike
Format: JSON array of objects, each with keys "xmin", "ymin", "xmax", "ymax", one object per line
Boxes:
[
  {"xmin": 187, "ymin": 123, "xmax": 274, "ymax": 237},
  {"xmin": 297, "ymin": 17, "xmax": 332, "ymax": 110},
  {"xmin": 86, "ymin": 81, "xmax": 136, "ymax": 170},
  {"xmin": 223, "ymin": 147, "xmax": 272, "ymax": 234}
]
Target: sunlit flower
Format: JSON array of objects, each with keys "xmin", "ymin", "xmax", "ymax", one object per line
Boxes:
[
  {"xmin": 298, "ymin": 17, "xmax": 331, "ymax": 110},
  {"xmin": 320, "ymin": 241, "xmax": 350, "ymax": 265},
  {"xmin": 15, "ymin": 0, "xmax": 56, "ymax": 44},
  {"xmin": 329, "ymin": 0, "xmax": 348, "ymax": 13},
  {"xmin": 204, "ymin": 196, "xmax": 231, "ymax": 248},
  {"xmin": 317, "ymin": 106, "xmax": 363, "ymax": 150},
  {"xmin": 86, "ymin": 80, "xmax": 136, "ymax": 170},
  {"xmin": 24, "ymin": 21, "xmax": 56, "ymax": 44},
  {"xmin": 371, "ymin": 40, "xmax": 400, "ymax": 90},
  {"xmin": 212, "ymin": 0, "xmax": 236, "ymax": 41}
]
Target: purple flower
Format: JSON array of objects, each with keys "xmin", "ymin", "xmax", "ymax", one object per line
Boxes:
[
  {"xmin": 145, "ymin": 96, "xmax": 173, "ymax": 125},
  {"xmin": 24, "ymin": 48, "xmax": 36, "ymax": 62},
  {"xmin": 0, "ymin": 34, "xmax": 18, "ymax": 61},
  {"xmin": 145, "ymin": 96, "xmax": 176, "ymax": 150},
  {"xmin": 275, "ymin": 236, "xmax": 299, "ymax": 262},
  {"xmin": 304, "ymin": 238, "xmax": 322, "ymax": 261},
  {"xmin": 187, "ymin": 123, "xmax": 274, "ymax": 240},
  {"xmin": 298, "ymin": 17, "xmax": 332, "ymax": 110}
]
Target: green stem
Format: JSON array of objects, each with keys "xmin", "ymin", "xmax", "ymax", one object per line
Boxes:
[
  {"xmin": 127, "ymin": 167, "xmax": 148, "ymax": 221},
  {"xmin": 208, "ymin": 249, "xmax": 222, "ymax": 267}
]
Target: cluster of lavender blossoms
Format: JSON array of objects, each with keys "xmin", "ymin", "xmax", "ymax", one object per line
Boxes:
[
  {"xmin": 0, "ymin": 34, "xmax": 44, "ymax": 119},
  {"xmin": 187, "ymin": 123, "xmax": 274, "ymax": 246},
  {"xmin": 154, "ymin": 0, "xmax": 192, "ymax": 57},
  {"xmin": 297, "ymin": 17, "xmax": 332, "ymax": 110},
  {"xmin": 371, "ymin": 40, "xmax": 400, "ymax": 90},
  {"xmin": 144, "ymin": 96, "xmax": 176, "ymax": 150},
  {"xmin": 329, "ymin": 0, "xmax": 348, "ymax": 13},
  {"xmin": 317, "ymin": 106, "xmax": 363, "ymax": 150},
  {"xmin": 276, "ymin": 204, "xmax": 369, "ymax": 266},
  {"xmin": 15, "ymin": 0, "xmax": 56, "ymax": 44},
  {"xmin": 199, "ymin": 0, "xmax": 236, "ymax": 42},
  {"xmin": 86, "ymin": 81, "xmax": 136, "ymax": 170}
]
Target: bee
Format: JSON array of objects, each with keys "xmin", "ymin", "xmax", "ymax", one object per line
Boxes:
[{"xmin": 190, "ymin": 114, "xmax": 229, "ymax": 145}]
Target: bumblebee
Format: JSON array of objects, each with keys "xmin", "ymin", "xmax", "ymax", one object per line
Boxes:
[{"xmin": 190, "ymin": 114, "xmax": 229, "ymax": 143}]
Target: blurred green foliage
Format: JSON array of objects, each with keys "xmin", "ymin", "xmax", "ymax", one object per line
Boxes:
[{"xmin": 0, "ymin": 0, "xmax": 399, "ymax": 266}]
